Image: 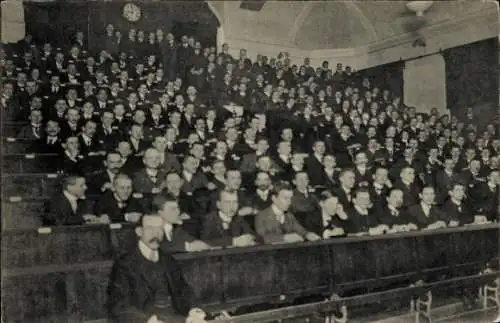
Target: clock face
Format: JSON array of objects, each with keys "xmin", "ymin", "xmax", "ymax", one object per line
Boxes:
[{"xmin": 123, "ymin": 3, "xmax": 141, "ymax": 22}]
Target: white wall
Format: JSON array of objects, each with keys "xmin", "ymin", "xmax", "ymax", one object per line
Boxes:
[
  {"xmin": 1, "ymin": 0, "xmax": 25, "ymax": 43},
  {"xmin": 403, "ymin": 54, "xmax": 447, "ymax": 115}
]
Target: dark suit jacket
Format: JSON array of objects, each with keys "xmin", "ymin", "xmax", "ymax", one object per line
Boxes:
[
  {"xmin": 94, "ymin": 191, "xmax": 145, "ymax": 223},
  {"xmin": 86, "ymin": 170, "xmax": 115, "ymax": 195},
  {"xmin": 44, "ymin": 193, "xmax": 92, "ymax": 226},
  {"xmin": 160, "ymin": 152, "xmax": 181, "ymax": 174},
  {"xmin": 200, "ymin": 211, "xmax": 254, "ymax": 247},
  {"xmin": 132, "ymin": 168, "xmax": 166, "ymax": 194},
  {"xmin": 255, "ymin": 206, "xmax": 309, "ymax": 244},
  {"xmin": 160, "ymin": 226, "xmax": 196, "ymax": 254},
  {"xmin": 407, "ymin": 203, "xmax": 445, "ymax": 229},
  {"xmin": 107, "ymin": 246, "xmax": 194, "ymax": 323},
  {"xmin": 180, "ymin": 171, "xmax": 208, "ymax": 195},
  {"xmin": 305, "ymin": 156, "xmax": 325, "ymax": 187},
  {"xmin": 441, "ymin": 200, "xmax": 473, "ymax": 225}
]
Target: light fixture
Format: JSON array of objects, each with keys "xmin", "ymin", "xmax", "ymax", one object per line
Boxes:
[{"xmin": 406, "ymin": 1, "xmax": 433, "ymax": 17}]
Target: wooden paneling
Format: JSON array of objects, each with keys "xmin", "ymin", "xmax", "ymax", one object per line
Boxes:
[{"xmin": 2, "ymin": 224, "xmax": 499, "ymax": 321}]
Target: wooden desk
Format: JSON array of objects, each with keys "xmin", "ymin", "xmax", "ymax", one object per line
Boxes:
[{"xmin": 2, "ymin": 224, "xmax": 499, "ymax": 321}]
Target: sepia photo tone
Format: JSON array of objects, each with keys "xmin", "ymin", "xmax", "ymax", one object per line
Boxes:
[{"xmin": 1, "ymin": 0, "xmax": 500, "ymax": 322}]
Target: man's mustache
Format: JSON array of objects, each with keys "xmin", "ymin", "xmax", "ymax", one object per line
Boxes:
[{"xmin": 148, "ymin": 238, "xmax": 161, "ymax": 244}]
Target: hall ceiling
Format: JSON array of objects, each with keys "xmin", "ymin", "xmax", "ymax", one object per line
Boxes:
[{"xmin": 217, "ymin": 0, "xmax": 498, "ymax": 50}]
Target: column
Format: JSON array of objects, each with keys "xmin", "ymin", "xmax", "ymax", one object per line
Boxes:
[
  {"xmin": 1, "ymin": 0, "xmax": 25, "ymax": 43},
  {"xmin": 403, "ymin": 53, "xmax": 447, "ymax": 115}
]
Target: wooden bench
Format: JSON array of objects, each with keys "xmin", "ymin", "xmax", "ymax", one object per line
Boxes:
[
  {"xmin": 2, "ymin": 153, "xmax": 61, "ymax": 173},
  {"xmin": 2, "ymin": 173, "xmax": 62, "ymax": 199},
  {"xmin": 1, "ymin": 137, "xmax": 36, "ymax": 154},
  {"xmin": 2, "ymin": 224, "xmax": 498, "ymax": 322}
]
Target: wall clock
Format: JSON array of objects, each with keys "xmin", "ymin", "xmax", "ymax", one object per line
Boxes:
[{"xmin": 123, "ymin": 3, "xmax": 141, "ymax": 22}]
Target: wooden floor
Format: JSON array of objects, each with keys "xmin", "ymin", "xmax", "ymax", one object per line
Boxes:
[{"xmin": 437, "ymin": 308, "xmax": 497, "ymax": 322}]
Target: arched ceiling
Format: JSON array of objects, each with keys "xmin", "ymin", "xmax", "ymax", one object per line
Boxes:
[{"xmin": 212, "ymin": 0, "xmax": 498, "ymax": 50}]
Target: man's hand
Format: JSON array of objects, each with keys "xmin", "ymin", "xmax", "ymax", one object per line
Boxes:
[
  {"xmin": 407, "ymin": 223, "xmax": 418, "ymax": 231},
  {"xmin": 101, "ymin": 182, "xmax": 113, "ymax": 191},
  {"xmin": 125, "ymin": 212, "xmax": 142, "ymax": 222},
  {"xmin": 206, "ymin": 182, "xmax": 217, "ymax": 190},
  {"xmin": 448, "ymin": 220, "xmax": 459, "ymax": 227},
  {"xmin": 283, "ymin": 233, "xmax": 304, "ymax": 243},
  {"xmin": 146, "ymin": 314, "xmax": 162, "ymax": 323},
  {"xmin": 83, "ymin": 214, "xmax": 99, "ymax": 224},
  {"xmin": 186, "ymin": 308, "xmax": 207, "ymax": 323},
  {"xmin": 369, "ymin": 227, "xmax": 385, "ymax": 236},
  {"xmin": 323, "ymin": 227, "xmax": 345, "ymax": 238},
  {"xmin": 238, "ymin": 206, "xmax": 254, "ymax": 217},
  {"xmin": 232, "ymin": 234, "xmax": 256, "ymax": 247},
  {"xmin": 473, "ymin": 215, "xmax": 489, "ymax": 224},
  {"xmin": 306, "ymin": 232, "xmax": 321, "ymax": 241},
  {"xmin": 98, "ymin": 214, "xmax": 111, "ymax": 224},
  {"xmin": 151, "ymin": 187, "xmax": 161, "ymax": 194},
  {"xmin": 185, "ymin": 240, "xmax": 212, "ymax": 252}
]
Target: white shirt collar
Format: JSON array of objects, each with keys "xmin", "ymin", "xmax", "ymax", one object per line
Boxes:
[
  {"xmin": 164, "ymin": 223, "xmax": 173, "ymax": 240},
  {"xmin": 145, "ymin": 168, "xmax": 158, "ymax": 178},
  {"xmin": 63, "ymin": 190, "xmax": 78, "ymax": 203},
  {"xmin": 388, "ymin": 204, "xmax": 399, "ymax": 216},
  {"xmin": 138, "ymin": 240, "xmax": 159, "ymax": 262},
  {"xmin": 218, "ymin": 211, "xmax": 232, "ymax": 230},
  {"xmin": 183, "ymin": 170, "xmax": 193, "ymax": 182},
  {"xmin": 354, "ymin": 205, "xmax": 369, "ymax": 215}
]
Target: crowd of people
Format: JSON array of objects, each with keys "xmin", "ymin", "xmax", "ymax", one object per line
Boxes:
[{"xmin": 1, "ymin": 23, "xmax": 500, "ymax": 322}]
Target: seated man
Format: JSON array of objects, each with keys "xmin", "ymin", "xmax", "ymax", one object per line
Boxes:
[
  {"xmin": 407, "ymin": 186, "xmax": 447, "ymax": 229},
  {"xmin": 200, "ymin": 190, "xmax": 257, "ymax": 248},
  {"xmin": 107, "ymin": 215, "xmax": 208, "ymax": 323},
  {"xmin": 343, "ymin": 188, "xmax": 377, "ymax": 236},
  {"xmin": 87, "ymin": 152, "xmax": 123, "ymax": 195},
  {"xmin": 95, "ymin": 174, "xmax": 144, "ymax": 223},
  {"xmin": 132, "ymin": 148, "xmax": 166, "ymax": 195},
  {"xmin": 153, "ymin": 195, "xmax": 210, "ymax": 253},
  {"xmin": 441, "ymin": 181, "xmax": 473, "ymax": 226},
  {"xmin": 44, "ymin": 174, "xmax": 96, "ymax": 226},
  {"xmin": 255, "ymin": 181, "xmax": 321, "ymax": 244},
  {"xmin": 372, "ymin": 188, "xmax": 417, "ymax": 234},
  {"xmin": 306, "ymin": 191, "xmax": 348, "ymax": 238}
]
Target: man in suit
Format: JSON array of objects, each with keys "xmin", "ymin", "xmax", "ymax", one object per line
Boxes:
[
  {"xmin": 30, "ymin": 119, "xmax": 63, "ymax": 155},
  {"xmin": 372, "ymin": 188, "xmax": 417, "ymax": 233},
  {"xmin": 369, "ymin": 167, "xmax": 391, "ymax": 207},
  {"xmin": 200, "ymin": 190, "xmax": 257, "ymax": 248},
  {"xmin": 441, "ymin": 182, "xmax": 472, "ymax": 226},
  {"xmin": 407, "ymin": 186, "xmax": 446, "ymax": 229},
  {"xmin": 44, "ymin": 175, "xmax": 97, "ymax": 226},
  {"xmin": 132, "ymin": 148, "xmax": 166, "ymax": 195},
  {"xmin": 95, "ymin": 174, "xmax": 144, "ymax": 223},
  {"xmin": 255, "ymin": 181, "xmax": 321, "ymax": 244},
  {"xmin": 248, "ymin": 171, "xmax": 273, "ymax": 212},
  {"xmin": 78, "ymin": 119, "xmax": 101, "ymax": 157},
  {"xmin": 152, "ymin": 195, "xmax": 210, "ymax": 254},
  {"xmin": 470, "ymin": 169, "xmax": 499, "ymax": 222},
  {"xmin": 306, "ymin": 191, "xmax": 348, "ymax": 238},
  {"xmin": 180, "ymin": 155, "xmax": 209, "ymax": 195},
  {"xmin": 394, "ymin": 167, "xmax": 420, "ymax": 210},
  {"xmin": 304, "ymin": 140, "xmax": 326, "ymax": 187},
  {"xmin": 17, "ymin": 109, "xmax": 43, "ymax": 140},
  {"xmin": 87, "ymin": 152, "xmax": 123, "ymax": 195},
  {"xmin": 151, "ymin": 135, "xmax": 182, "ymax": 174},
  {"xmin": 107, "ymin": 215, "xmax": 208, "ymax": 323},
  {"xmin": 434, "ymin": 157, "xmax": 459, "ymax": 204}
]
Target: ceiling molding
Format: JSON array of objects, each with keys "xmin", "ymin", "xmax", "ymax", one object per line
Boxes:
[
  {"xmin": 344, "ymin": 2, "xmax": 378, "ymax": 42},
  {"xmin": 365, "ymin": 5, "xmax": 499, "ymax": 54},
  {"xmin": 287, "ymin": 1, "xmax": 314, "ymax": 44}
]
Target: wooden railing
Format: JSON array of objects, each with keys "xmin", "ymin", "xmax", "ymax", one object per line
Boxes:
[{"xmin": 2, "ymin": 224, "xmax": 499, "ymax": 322}]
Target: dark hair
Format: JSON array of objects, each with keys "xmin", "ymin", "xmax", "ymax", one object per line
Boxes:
[
  {"xmin": 151, "ymin": 194, "xmax": 177, "ymax": 213},
  {"xmin": 271, "ymin": 181, "xmax": 293, "ymax": 197}
]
